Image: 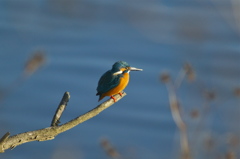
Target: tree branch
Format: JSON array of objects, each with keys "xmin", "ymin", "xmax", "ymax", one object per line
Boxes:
[
  {"xmin": 0, "ymin": 91, "xmax": 126, "ymax": 153},
  {"xmin": 51, "ymin": 92, "xmax": 70, "ymax": 126}
]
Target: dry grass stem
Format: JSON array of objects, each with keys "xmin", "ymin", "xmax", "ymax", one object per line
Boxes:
[
  {"xmin": 162, "ymin": 72, "xmax": 191, "ymax": 159},
  {"xmin": 24, "ymin": 51, "xmax": 46, "ymax": 76},
  {"xmin": 175, "ymin": 63, "xmax": 195, "ymax": 88},
  {"xmin": 100, "ymin": 138, "xmax": 121, "ymax": 159}
]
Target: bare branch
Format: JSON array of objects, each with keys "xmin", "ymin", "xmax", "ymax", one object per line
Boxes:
[
  {"xmin": 0, "ymin": 92, "xmax": 126, "ymax": 153},
  {"xmin": 0, "ymin": 132, "xmax": 10, "ymax": 153},
  {"xmin": 51, "ymin": 92, "xmax": 70, "ymax": 126}
]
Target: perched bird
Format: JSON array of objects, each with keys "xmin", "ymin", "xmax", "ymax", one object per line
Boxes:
[{"xmin": 96, "ymin": 61, "xmax": 143, "ymax": 102}]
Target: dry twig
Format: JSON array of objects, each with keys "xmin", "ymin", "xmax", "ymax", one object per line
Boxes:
[{"xmin": 0, "ymin": 91, "xmax": 126, "ymax": 153}]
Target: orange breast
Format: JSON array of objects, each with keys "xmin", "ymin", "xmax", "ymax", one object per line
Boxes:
[{"xmin": 101, "ymin": 73, "xmax": 129, "ymax": 98}]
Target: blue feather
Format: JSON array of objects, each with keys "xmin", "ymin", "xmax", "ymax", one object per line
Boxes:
[
  {"xmin": 96, "ymin": 70, "xmax": 121, "ymax": 95},
  {"xmin": 96, "ymin": 61, "xmax": 130, "ymax": 95}
]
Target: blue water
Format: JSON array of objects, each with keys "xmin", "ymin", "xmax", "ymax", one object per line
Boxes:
[{"xmin": 0, "ymin": 0, "xmax": 240, "ymax": 159}]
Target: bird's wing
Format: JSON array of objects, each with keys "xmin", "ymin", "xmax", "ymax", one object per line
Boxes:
[{"xmin": 96, "ymin": 70, "xmax": 120, "ymax": 94}]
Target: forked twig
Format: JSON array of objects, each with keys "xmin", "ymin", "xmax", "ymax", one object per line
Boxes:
[{"xmin": 0, "ymin": 92, "xmax": 126, "ymax": 153}]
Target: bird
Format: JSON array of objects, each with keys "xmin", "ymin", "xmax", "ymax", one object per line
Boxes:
[{"xmin": 96, "ymin": 61, "xmax": 143, "ymax": 102}]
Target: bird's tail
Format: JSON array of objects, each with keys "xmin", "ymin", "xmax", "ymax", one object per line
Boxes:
[
  {"xmin": 96, "ymin": 92, "xmax": 104, "ymax": 102},
  {"xmin": 98, "ymin": 95, "xmax": 104, "ymax": 102}
]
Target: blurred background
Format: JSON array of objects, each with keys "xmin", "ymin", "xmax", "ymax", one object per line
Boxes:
[{"xmin": 0, "ymin": 0, "xmax": 239, "ymax": 159}]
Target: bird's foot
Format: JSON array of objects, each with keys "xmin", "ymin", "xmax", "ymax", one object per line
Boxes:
[
  {"xmin": 110, "ymin": 96, "xmax": 117, "ymax": 102},
  {"xmin": 118, "ymin": 92, "xmax": 123, "ymax": 96}
]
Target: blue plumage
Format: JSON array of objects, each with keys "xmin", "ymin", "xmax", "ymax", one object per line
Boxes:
[
  {"xmin": 96, "ymin": 61, "xmax": 129, "ymax": 95},
  {"xmin": 96, "ymin": 61, "xmax": 142, "ymax": 102}
]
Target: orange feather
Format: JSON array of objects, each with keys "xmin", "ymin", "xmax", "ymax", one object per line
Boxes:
[{"xmin": 98, "ymin": 72, "xmax": 129, "ymax": 101}]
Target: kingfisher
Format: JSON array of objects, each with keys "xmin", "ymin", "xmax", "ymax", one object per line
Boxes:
[{"xmin": 96, "ymin": 61, "xmax": 143, "ymax": 102}]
